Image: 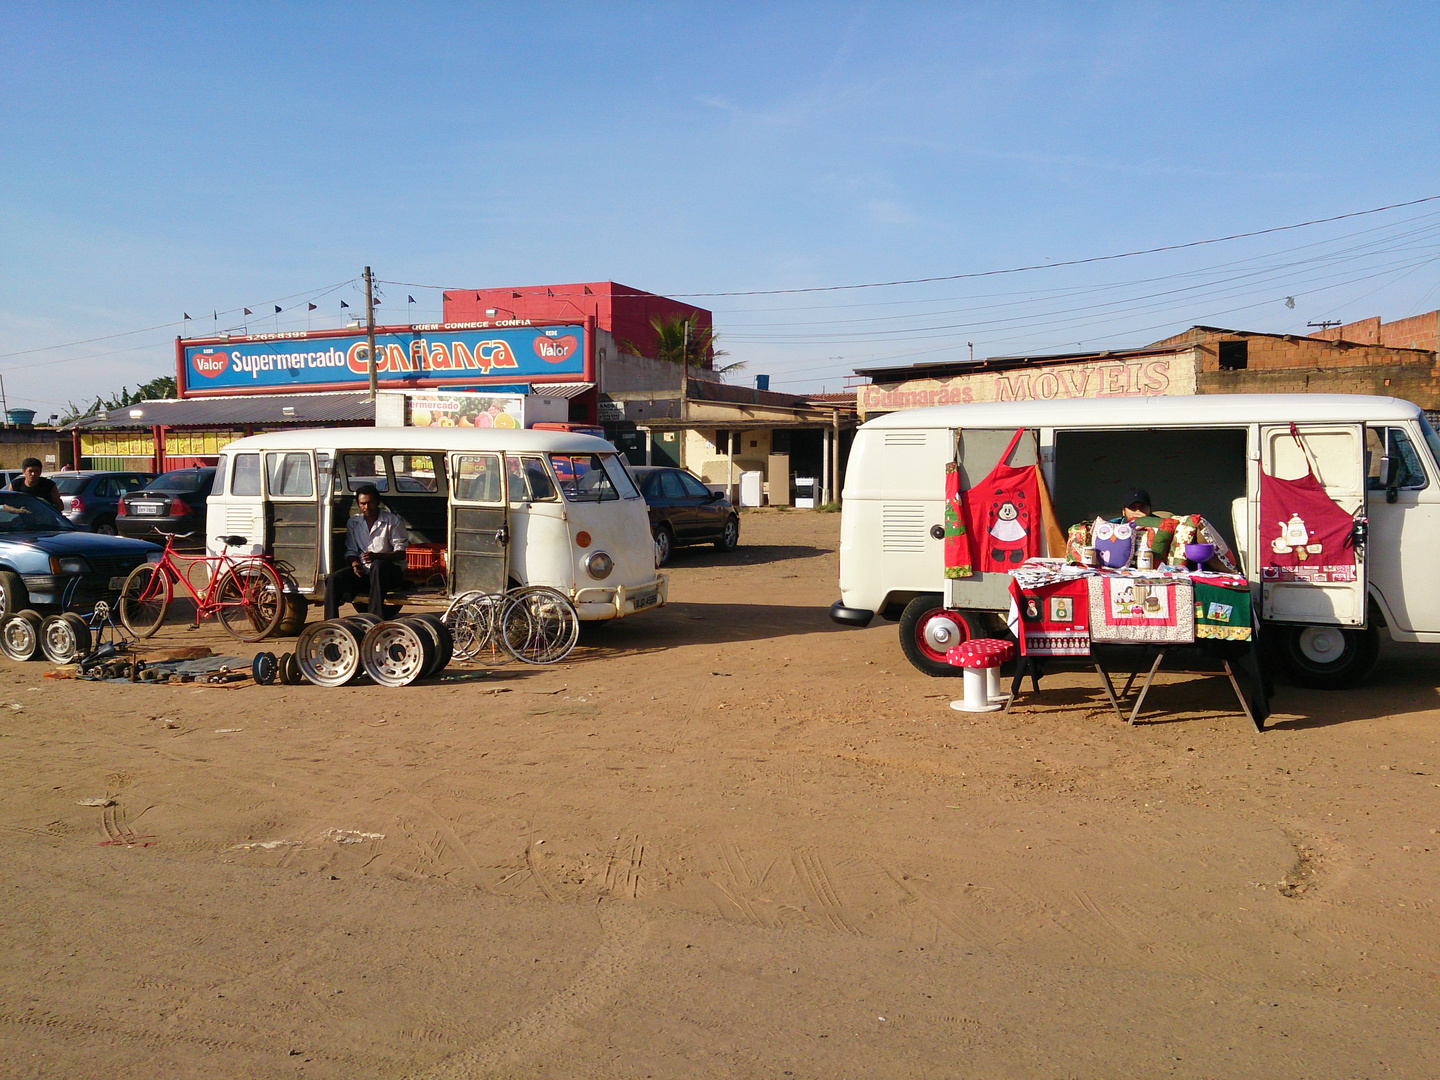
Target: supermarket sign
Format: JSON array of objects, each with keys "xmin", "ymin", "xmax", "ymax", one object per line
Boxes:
[{"xmin": 180, "ymin": 324, "xmax": 586, "ymax": 394}]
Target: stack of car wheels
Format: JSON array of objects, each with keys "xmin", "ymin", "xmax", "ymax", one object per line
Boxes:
[
  {"xmin": 291, "ymin": 613, "xmax": 454, "ymax": 687},
  {"xmin": 0, "ymin": 608, "xmax": 94, "ymax": 664}
]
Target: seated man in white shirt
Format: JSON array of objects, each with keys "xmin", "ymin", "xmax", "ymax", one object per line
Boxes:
[{"xmin": 324, "ymin": 483, "xmax": 409, "ymax": 619}]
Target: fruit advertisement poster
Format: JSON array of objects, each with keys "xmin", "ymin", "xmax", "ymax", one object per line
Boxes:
[{"xmin": 407, "ymin": 392, "xmax": 523, "ymax": 429}]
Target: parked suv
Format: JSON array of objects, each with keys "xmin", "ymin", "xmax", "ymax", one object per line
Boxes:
[
  {"xmin": 116, "ymin": 467, "xmax": 217, "ymax": 551},
  {"xmin": 55, "ymin": 471, "xmax": 154, "ymax": 534},
  {"xmin": 631, "ymin": 466, "xmax": 739, "ymax": 566}
]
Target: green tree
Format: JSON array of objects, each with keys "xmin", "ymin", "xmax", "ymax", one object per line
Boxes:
[
  {"xmin": 61, "ymin": 375, "xmax": 177, "ymax": 424},
  {"xmin": 623, "ymin": 316, "xmax": 746, "ymax": 377}
]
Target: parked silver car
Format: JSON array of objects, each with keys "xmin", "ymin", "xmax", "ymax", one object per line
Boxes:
[{"xmin": 54, "ymin": 471, "xmax": 155, "ymax": 534}]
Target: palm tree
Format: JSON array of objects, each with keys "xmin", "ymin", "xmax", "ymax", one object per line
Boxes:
[{"xmin": 624, "ymin": 316, "xmax": 747, "ymax": 377}]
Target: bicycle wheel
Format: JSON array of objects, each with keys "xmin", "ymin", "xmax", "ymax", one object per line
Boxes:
[
  {"xmin": 119, "ymin": 563, "xmax": 172, "ymax": 637},
  {"xmin": 215, "ymin": 561, "xmax": 285, "ymax": 642},
  {"xmin": 455, "ymin": 593, "xmax": 511, "ymax": 664},
  {"xmin": 499, "ymin": 587, "xmax": 579, "ymax": 665}
]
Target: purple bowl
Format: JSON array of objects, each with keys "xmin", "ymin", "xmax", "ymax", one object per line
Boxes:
[{"xmin": 1184, "ymin": 542, "xmax": 1216, "ymax": 564}]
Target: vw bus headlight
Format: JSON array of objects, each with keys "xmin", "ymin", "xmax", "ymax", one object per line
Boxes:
[{"xmin": 584, "ymin": 551, "xmax": 614, "ymax": 580}]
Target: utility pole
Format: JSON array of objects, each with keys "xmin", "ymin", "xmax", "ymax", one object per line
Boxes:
[
  {"xmin": 364, "ymin": 266, "xmax": 378, "ymax": 400},
  {"xmin": 679, "ymin": 319, "xmax": 689, "ymax": 468},
  {"xmin": 1307, "ymin": 320, "xmax": 1341, "ymax": 331}
]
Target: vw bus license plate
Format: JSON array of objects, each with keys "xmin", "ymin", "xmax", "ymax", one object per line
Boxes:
[{"xmin": 631, "ymin": 586, "xmax": 659, "ymax": 611}]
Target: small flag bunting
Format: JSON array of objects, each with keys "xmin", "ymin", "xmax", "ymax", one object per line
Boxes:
[
  {"xmin": 308, "ymin": 303, "xmax": 317, "ymax": 311},
  {"xmin": 408, "ymin": 295, "xmax": 416, "ymax": 304},
  {"xmin": 244, "ymin": 308, "xmax": 252, "ymax": 315},
  {"xmin": 340, "ymin": 301, "xmax": 350, "ymax": 309},
  {"xmin": 274, "ymin": 305, "xmax": 282, "ymax": 314}
]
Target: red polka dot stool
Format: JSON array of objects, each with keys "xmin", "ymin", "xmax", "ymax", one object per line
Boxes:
[{"xmin": 946, "ymin": 637, "xmax": 1014, "ymax": 712}]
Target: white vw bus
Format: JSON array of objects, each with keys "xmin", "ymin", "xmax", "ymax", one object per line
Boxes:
[
  {"xmin": 205, "ymin": 427, "xmax": 666, "ymax": 620},
  {"xmin": 832, "ymin": 394, "xmax": 1440, "ymax": 689}
]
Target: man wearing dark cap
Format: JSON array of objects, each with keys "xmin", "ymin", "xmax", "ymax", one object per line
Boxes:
[
  {"xmin": 323, "ymin": 483, "xmax": 408, "ymax": 619},
  {"xmin": 10, "ymin": 458, "xmax": 63, "ymax": 511},
  {"xmin": 1119, "ymin": 487, "xmax": 1152, "ymax": 522}
]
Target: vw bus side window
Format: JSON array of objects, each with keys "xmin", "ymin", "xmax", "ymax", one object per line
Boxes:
[
  {"xmin": 1366, "ymin": 427, "xmax": 1428, "ymax": 490},
  {"xmin": 342, "ymin": 453, "xmax": 389, "ymax": 492},
  {"xmin": 265, "ymin": 452, "xmax": 314, "ymax": 498},
  {"xmin": 506, "ymin": 456, "xmax": 558, "ymax": 502},
  {"xmin": 392, "ymin": 453, "xmax": 440, "ymax": 492},
  {"xmin": 212, "ymin": 455, "xmax": 228, "ymax": 497},
  {"xmin": 453, "ymin": 454, "xmax": 503, "ymax": 503},
  {"xmin": 232, "ymin": 453, "xmax": 262, "ymax": 496}
]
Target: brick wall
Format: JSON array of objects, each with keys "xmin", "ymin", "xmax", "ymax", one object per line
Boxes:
[{"xmin": 1199, "ymin": 361, "xmax": 1440, "ymax": 407}]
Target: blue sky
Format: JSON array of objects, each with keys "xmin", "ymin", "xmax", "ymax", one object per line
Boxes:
[{"xmin": 2, "ymin": 2, "xmax": 1438, "ymax": 413}]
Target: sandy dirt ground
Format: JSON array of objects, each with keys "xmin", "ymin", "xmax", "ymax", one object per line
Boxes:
[{"xmin": 1, "ymin": 509, "xmax": 1438, "ymax": 1079}]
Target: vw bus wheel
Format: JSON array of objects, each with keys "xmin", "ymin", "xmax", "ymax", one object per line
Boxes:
[
  {"xmin": 898, "ymin": 595, "xmax": 977, "ymax": 678},
  {"xmin": 0, "ymin": 610, "xmax": 43, "ymax": 662},
  {"xmin": 295, "ymin": 619, "xmax": 364, "ymax": 686},
  {"xmin": 360, "ymin": 620, "xmax": 432, "ymax": 687},
  {"xmin": 1274, "ymin": 622, "xmax": 1379, "ymax": 690}
]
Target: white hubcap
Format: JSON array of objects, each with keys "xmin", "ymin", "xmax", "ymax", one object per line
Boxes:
[
  {"xmin": 923, "ymin": 615, "xmax": 963, "ymax": 652},
  {"xmin": 1296, "ymin": 626, "xmax": 1346, "ymax": 664}
]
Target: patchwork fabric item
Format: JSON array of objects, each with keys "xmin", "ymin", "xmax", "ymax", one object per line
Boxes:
[
  {"xmin": 1087, "ymin": 575, "xmax": 1196, "ymax": 643},
  {"xmin": 1193, "ymin": 579, "xmax": 1254, "ymax": 641},
  {"xmin": 1066, "ymin": 521, "xmax": 1091, "ymax": 564},
  {"xmin": 1130, "ymin": 514, "xmax": 1178, "ymax": 559},
  {"xmin": 1009, "ymin": 577, "xmax": 1091, "ymax": 656},
  {"xmin": 1258, "ymin": 431, "xmax": 1357, "ymax": 584},
  {"xmin": 1165, "ymin": 515, "xmax": 1240, "ymax": 572},
  {"xmin": 943, "ymin": 462, "xmax": 972, "ymax": 579},
  {"xmin": 960, "ymin": 428, "xmax": 1044, "ymax": 572}
]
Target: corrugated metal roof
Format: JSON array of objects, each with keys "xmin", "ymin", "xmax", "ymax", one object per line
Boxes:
[{"xmin": 68, "ymin": 392, "xmax": 376, "ymax": 430}]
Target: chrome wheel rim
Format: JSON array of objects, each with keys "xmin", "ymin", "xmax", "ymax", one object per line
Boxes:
[
  {"xmin": 296, "ymin": 621, "xmax": 363, "ymax": 686},
  {"xmin": 361, "ymin": 621, "xmax": 428, "ymax": 686}
]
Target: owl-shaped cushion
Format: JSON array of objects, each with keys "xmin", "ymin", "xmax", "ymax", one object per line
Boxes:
[{"xmin": 1091, "ymin": 518, "xmax": 1135, "ymax": 568}]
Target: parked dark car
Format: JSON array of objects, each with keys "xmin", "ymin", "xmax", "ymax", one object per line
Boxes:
[
  {"xmin": 0, "ymin": 491, "xmax": 158, "ymax": 619},
  {"xmin": 54, "ymin": 471, "xmax": 155, "ymax": 534},
  {"xmin": 631, "ymin": 466, "xmax": 739, "ymax": 566},
  {"xmin": 116, "ymin": 467, "xmax": 217, "ymax": 550}
]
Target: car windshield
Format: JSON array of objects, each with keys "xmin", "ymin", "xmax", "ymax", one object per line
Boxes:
[
  {"xmin": 145, "ymin": 469, "xmax": 212, "ymax": 494},
  {"xmin": 53, "ymin": 475, "xmax": 90, "ymax": 495},
  {"xmin": 0, "ymin": 493, "xmax": 77, "ymax": 532}
]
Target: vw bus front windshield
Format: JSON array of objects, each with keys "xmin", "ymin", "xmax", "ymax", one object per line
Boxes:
[{"xmin": 551, "ymin": 453, "xmax": 640, "ymax": 503}]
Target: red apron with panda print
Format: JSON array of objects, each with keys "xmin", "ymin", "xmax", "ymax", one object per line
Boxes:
[{"xmin": 961, "ymin": 428, "xmax": 1044, "ymax": 573}]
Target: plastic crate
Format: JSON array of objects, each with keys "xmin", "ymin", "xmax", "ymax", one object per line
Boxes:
[{"xmin": 405, "ymin": 544, "xmax": 446, "ymax": 573}]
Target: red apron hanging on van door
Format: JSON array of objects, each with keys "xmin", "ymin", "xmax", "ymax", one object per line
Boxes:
[
  {"xmin": 1258, "ymin": 424, "xmax": 1358, "ymax": 584},
  {"xmin": 960, "ymin": 428, "xmax": 1046, "ymax": 573}
]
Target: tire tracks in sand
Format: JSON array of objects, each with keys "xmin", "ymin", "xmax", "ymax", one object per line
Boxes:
[{"xmin": 405, "ymin": 903, "xmax": 651, "ymax": 1080}]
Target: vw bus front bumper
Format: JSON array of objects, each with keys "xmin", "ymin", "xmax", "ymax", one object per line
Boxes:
[{"xmin": 573, "ymin": 574, "xmax": 668, "ymax": 620}]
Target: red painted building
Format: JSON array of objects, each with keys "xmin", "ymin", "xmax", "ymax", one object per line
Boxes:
[{"xmin": 443, "ymin": 281, "xmax": 712, "ymax": 363}]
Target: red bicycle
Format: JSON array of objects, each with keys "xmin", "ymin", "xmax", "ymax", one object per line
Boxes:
[{"xmin": 118, "ymin": 532, "xmax": 286, "ymax": 642}]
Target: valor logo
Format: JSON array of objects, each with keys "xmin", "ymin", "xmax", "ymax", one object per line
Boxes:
[
  {"xmin": 533, "ymin": 334, "xmax": 578, "ymax": 363},
  {"xmin": 192, "ymin": 350, "xmax": 230, "ymax": 378}
]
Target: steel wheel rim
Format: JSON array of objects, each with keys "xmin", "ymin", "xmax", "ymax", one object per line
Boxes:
[
  {"xmin": 1, "ymin": 617, "xmax": 37, "ymax": 660},
  {"xmin": 41, "ymin": 619, "xmax": 78, "ymax": 663},
  {"xmin": 296, "ymin": 620, "xmax": 363, "ymax": 686},
  {"xmin": 361, "ymin": 621, "xmax": 429, "ymax": 686}
]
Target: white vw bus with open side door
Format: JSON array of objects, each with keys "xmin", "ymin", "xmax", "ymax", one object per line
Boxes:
[
  {"xmin": 831, "ymin": 394, "xmax": 1440, "ymax": 689},
  {"xmin": 206, "ymin": 427, "xmax": 666, "ymax": 621}
]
